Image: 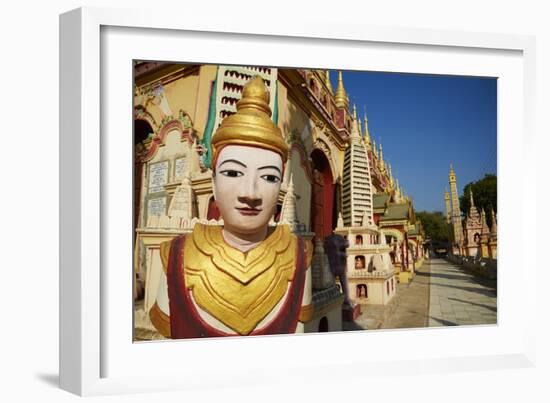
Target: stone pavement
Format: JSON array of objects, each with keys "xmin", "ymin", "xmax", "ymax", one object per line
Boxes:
[
  {"xmin": 427, "ymin": 258, "xmax": 497, "ymax": 327},
  {"xmin": 344, "ymin": 258, "xmax": 497, "ymax": 330},
  {"xmin": 379, "ymin": 261, "xmax": 431, "ymax": 329}
]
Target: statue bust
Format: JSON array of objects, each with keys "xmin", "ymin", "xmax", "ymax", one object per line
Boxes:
[{"xmin": 149, "ymin": 76, "xmax": 313, "ymax": 338}]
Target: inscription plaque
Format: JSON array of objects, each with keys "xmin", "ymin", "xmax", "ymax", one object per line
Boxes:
[
  {"xmin": 147, "ymin": 197, "xmax": 166, "ymax": 217},
  {"xmin": 148, "ymin": 161, "xmax": 168, "ymax": 194}
]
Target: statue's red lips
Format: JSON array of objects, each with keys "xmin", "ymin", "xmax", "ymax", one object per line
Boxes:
[{"xmin": 236, "ymin": 207, "xmax": 262, "ymax": 216}]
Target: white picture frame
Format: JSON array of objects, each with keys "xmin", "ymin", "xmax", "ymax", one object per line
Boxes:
[{"xmin": 60, "ymin": 6, "xmax": 537, "ymax": 396}]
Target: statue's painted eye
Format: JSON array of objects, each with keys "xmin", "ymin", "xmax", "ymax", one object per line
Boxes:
[
  {"xmin": 261, "ymin": 174, "xmax": 280, "ymax": 183},
  {"xmin": 220, "ymin": 170, "xmax": 243, "ymax": 178}
]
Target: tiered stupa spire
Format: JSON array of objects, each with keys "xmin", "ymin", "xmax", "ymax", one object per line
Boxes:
[{"xmin": 340, "ymin": 111, "xmax": 374, "ymax": 227}]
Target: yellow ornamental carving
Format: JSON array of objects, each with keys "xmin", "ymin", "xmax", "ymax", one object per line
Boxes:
[{"xmin": 183, "ymin": 224, "xmax": 298, "ymax": 335}]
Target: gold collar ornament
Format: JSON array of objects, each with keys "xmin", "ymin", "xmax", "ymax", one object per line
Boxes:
[
  {"xmin": 183, "ymin": 224, "xmax": 297, "ymax": 335},
  {"xmin": 211, "ymin": 76, "xmax": 289, "ymax": 166}
]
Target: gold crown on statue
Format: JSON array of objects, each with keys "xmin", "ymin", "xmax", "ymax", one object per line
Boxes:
[{"xmin": 211, "ymin": 76, "xmax": 289, "ymax": 167}]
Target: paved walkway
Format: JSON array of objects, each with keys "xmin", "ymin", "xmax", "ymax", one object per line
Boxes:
[
  {"xmin": 427, "ymin": 258, "xmax": 497, "ymax": 327},
  {"xmin": 347, "ymin": 258, "xmax": 497, "ymax": 330},
  {"xmin": 379, "ymin": 261, "xmax": 431, "ymax": 329}
]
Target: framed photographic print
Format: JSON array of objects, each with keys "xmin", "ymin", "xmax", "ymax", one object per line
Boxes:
[{"xmin": 60, "ymin": 6, "xmax": 536, "ymax": 396}]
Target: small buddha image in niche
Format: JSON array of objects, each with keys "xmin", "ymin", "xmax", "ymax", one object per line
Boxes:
[
  {"xmin": 355, "ymin": 256, "xmax": 366, "ymax": 269},
  {"xmin": 147, "ymin": 77, "xmax": 313, "ymax": 339}
]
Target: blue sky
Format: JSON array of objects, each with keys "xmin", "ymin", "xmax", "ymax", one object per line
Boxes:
[{"xmin": 329, "ymin": 70, "xmax": 497, "ymax": 213}]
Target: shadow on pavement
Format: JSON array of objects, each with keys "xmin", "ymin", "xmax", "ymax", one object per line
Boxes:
[
  {"xmin": 429, "ymin": 316, "xmax": 458, "ymax": 326},
  {"xmin": 427, "ymin": 282, "xmax": 496, "ymax": 298},
  {"xmin": 447, "ymin": 297, "xmax": 497, "ymax": 312}
]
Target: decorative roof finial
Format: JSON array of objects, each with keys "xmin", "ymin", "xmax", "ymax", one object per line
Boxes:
[
  {"xmin": 363, "ymin": 107, "xmax": 372, "ymax": 146},
  {"xmin": 350, "ymin": 109, "xmax": 361, "ymax": 139},
  {"xmin": 379, "ymin": 142, "xmax": 385, "ymax": 169},
  {"xmin": 335, "ymin": 71, "xmax": 349, "ymax": 109},
  {"xmin": 324, "ymin": 70, "xmax": 333, "ymax": 95}
]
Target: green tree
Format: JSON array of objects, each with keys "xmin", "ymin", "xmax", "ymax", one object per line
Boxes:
[
  {"xmin": 459, "ymin": 174, "xmax": 497, "ymax": 226},
  {"xmin": 416, "ymin": 211, "xmax": 450, "ymax": 243}
]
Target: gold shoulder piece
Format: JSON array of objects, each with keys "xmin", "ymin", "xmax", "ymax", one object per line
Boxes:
[
  {"xmin": 299, "ymin": 303, "xmax": 314, "ymax": 322},
  {"xmin": 304, "ymin": 239, "xmax": 314, "ymax": 268},
  {"xmin": 149, "ymin": 302, "xmax": 171, "ymax": 338},
  {"xmin": 160, "ymin": 240, "xmax": 172, "ymax": 275},
  {"xmin": 184, "ymin": 224, "xmax": 298, "ymax": 335}
]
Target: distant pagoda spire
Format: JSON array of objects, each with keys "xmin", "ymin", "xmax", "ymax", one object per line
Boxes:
[
  {"xmin": 334, "ymin": 71, "xmax": 349, "ymax": 109},
  {"xmin": 468, "ymin": 188, "xmax": 479, "ymax": 219},
  {"xmin": 448, "ymin": 163, "xmax": 464, "ymax": 247},
  {"xmin": 444, "ymin": 187, "xmax": 452, "ymax": 224}
]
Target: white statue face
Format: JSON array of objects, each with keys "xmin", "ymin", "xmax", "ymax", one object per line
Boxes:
[{"xmin": 213, "ymin": 145, "xmax": 283, "ymax": 236}]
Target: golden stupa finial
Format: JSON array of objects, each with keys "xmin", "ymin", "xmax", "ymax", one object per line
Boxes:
[
  {"xmin": 450, "ymin": 163, "xmax": 455, "ymax": 175},
  {"xmin": 445, "ymin": 187, "xmax": 450, "ymax": 199},
  {"xmin": 396, "ymin": 180, "xmax": 401, "ymax": 198},
  {"xmin": 363, "ymin": 107, "xmax": 371, "ymax": 145},
  {"xmin": 352, "ymin": 104, "xmax": 357, "ymax": 119},
  {"xmin": 372, "ymin": 138, "xmax": 378, "ymax": 158},
  {"xmin": 335, "ymin": 71, "xmax": 349, "ymax": 109},
  {"xmin": 325, "ymin": 70, "xmax": 333, "ymax": 95},
  {"xmin": 211, "ymin": 76, "xmax": 289, "ymax": 165},
  {"xmin": 379, "ymin": 142, "xmax": 385, "ymax": 166}
]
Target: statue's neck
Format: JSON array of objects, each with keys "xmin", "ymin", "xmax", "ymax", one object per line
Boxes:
[{"xmin": 222, "ymin": 227, "xmax": 269, "ymax": 253}]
